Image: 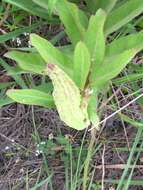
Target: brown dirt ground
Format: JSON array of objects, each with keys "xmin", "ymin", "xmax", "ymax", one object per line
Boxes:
[{"xmin": 0, "ymin": 103, "xmax": 143, "ymax": 190}]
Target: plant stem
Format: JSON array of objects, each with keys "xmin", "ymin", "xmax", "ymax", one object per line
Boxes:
[{"xmin": 83, "ymin": 127, "xmax": 96, "ymax": 190}]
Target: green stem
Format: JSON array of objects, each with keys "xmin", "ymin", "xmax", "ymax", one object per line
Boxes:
[{"xmin": 83, "ymin": 128, "xmax": 96, "ymax": 190}]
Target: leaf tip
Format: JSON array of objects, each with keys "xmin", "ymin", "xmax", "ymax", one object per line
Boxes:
[
  {"xmin": 4, "ymin": 52, "xmax": 10, "ymax": 58},
  {"xmin": 30, "ymin": 33, "xmax": 39, "ymax": 41}
]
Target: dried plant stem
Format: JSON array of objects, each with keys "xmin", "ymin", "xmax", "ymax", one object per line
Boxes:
[{"xmin": 83, "ymin": 127, "xmax": 96, "ymax": 190}]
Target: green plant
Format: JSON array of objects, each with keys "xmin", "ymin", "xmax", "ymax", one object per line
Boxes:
[
  {"xmin": 5, "ymin": 0, "xmax": 143, "ymax": 131},
  {"xmin": 1, "ymin": 1, "xmax": 143, "ymax": 189}
]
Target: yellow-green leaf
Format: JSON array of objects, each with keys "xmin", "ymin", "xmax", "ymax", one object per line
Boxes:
[
  {"xmin": 5, "ymin": 51, "xmax": 46, "ymax": 74},
  {"xmin": 6, "ymin": 89, "xmax": 54, "ymax": 108},
  {"xmin": 84, "ymin": 9, "xmax": 106, "ymax": 75},
  {"xmin": 30, "ymin": 34, "xmax": 73, "ymax": 77},
  {"xmin": 105, "ymin": 0, "xmax": 143, "ymax": 35},
  {"xmin": 73, "ymin": 41, "xmax": 91, "ymax": 89},
  {"xmin": 92, "ymin": 49, "xmax": 139, "ymax": 87},
  {"xmin": 106, "ymin": 31, "xmax": 143, "ymax": 57},
  {"xmin": 56, "ymin": 0, "xmax": 88, "ymax": 46},
  {"xmin": 45, "ymin": 63, "xmax": 90, "ymax": 130}
]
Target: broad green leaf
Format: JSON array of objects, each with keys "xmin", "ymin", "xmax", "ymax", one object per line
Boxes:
[
  {"xmin": 45, "ymin": 64, "xmax": 90, "ymax": 130},
  {"xmin": 30, "ymin": 34, "xmax": 73, "ymax": 76},
  {"xmin": 56, "ymin": 0, "xmax": 88, "ymax": 45},
  {"xmin": 87, "ymin": 88, "xmax": 100, "ymax": 130},
  {"xmin": 6, "ymin": 89, "xmax": 55, "ymax": 108},
  {"xmin": 92, "ymin": 49, "xmax": 140, "ymax": 87},
  {"xmin": 84, "ymin": 9, "xmax": 106, "ymax": 76},
  {"xmin": 33, "ymin": 0, "xmax": 58, "ymax": 15},
  {"xmin": 5, "ymin": 51, "xmax": 46, "ymax": 74},
  {"xmin": 3, "ymin": 0, "xmax": 50, "ymax": 20},
  {"xmin": 73, "ymin": 41, "xmax": 91, "ymax": 89},
  {"xmin": 106, "ymin": 31, "xmax": 143, "ymax": 56},
  {"xmin": 105, "ymin": 0, "xmax": 143, "ymax": 35},
  {"xmin": 85, "ymin": 0, "xmax": 117, "ymax": 13}
]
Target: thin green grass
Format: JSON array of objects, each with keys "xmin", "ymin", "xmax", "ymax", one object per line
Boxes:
[
  {"xmin": 116, "ymin": 125, "xmax": 143, "ymax": 189},
  {"xmin": 0, "ymin": 21, "xmax": 45, "ymax": 43},
  {"xmin": 31, "ymin": 105, "xmax": 54, "ymax": 190}
]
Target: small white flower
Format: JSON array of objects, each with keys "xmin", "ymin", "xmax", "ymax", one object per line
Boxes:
[
  {"xmin": 35, "ymin": 149, "xmax": 43, "ymax": 156},
  {"xmin": 16, "ymin": 37, "xmax": 22, "ymax": 46},
  {"xmin": 35, "ymin": 153, "xmax": 39, "ymax": 157},
  {"xmin": 40, "ymin": 141, "xmax": 46, "ymax": 145},
  {"xmin": 20, "ymin": 168, "xmax": 24, "ymax": 173},
  {"xmin": 5, "ymin": 146, "xmax": 10, "ymax": 150},
  {"xmin": 23, "ymin": 32, "xmax": 29, "ymax": 36},
  {"xmin": 15, "ymin": 158, "xmax": 20, "ymax": 163},
  {"xmin": 48, "ymin": 133, "xmax": 54, "ymax": 140},
  {"xmin": 11, "ymin": 139, "xmax": 15, "ymax": 143}
]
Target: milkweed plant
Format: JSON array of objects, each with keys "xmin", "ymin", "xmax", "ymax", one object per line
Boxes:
[{"xmin": 5, "ymin": 0, "xmax": 143, "ymax": 131}]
